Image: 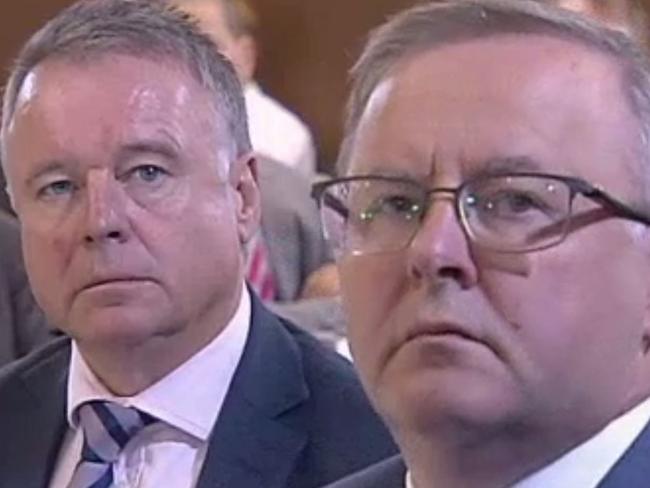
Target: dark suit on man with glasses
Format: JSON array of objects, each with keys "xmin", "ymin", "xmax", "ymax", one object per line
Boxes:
[{"xmin": 317, "ymin": 1, "xmax": 650, "ymax": 487}]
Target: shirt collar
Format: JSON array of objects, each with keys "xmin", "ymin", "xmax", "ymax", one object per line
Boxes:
[
  {"xmin": 67, "ymin": 284, "xmax": 251, "ymax": 441},
  {"xmin": 405, "ymin": 396, "xmax": 650, "ymax": 488}
]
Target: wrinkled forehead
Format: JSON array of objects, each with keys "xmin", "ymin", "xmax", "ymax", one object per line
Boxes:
[
  {"xmin": 349, "ymin": 34, "xmax": 640, "ymax": 188},
  {"xmin": 4, "ymin": 54, "xmax": 229, "ymax": 174},
  {"xmin": 366, "ymin": 33, "xmax": 627, "ymax": 127}
]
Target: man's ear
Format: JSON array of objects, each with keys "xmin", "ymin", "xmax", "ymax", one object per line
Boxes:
[{"xmin": 231, "ymin": 151, "xmax": 261, "ymax": 245}]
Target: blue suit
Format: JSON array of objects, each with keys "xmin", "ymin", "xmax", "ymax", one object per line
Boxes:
[{"xmin": 0, "ymin": 293, "xmax": 396, "ymax": 488}]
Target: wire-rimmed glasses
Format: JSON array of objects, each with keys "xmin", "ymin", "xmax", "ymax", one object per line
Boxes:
[{"xmin": 311, "ymin": 172, "xmax": 650, "ymax": 256}]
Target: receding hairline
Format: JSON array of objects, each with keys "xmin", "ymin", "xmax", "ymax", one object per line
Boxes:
[
  {"xmin": 3, "ymin": 45, "xmax": 234, "ymax": 159},
  {"xmin": 11, "ymin": 48, "xmax": 220, "ymax": 111}
]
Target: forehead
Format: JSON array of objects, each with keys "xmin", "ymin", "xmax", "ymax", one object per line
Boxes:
[
  {"xmin": 8, "ymin": 54, "xmax": 217, "ymax": 160},
  {"xmin": 15, "ymin": 54, "xmax": 203, "ymax": 117},
  {"xmin": 349, "ymin": 34, "xmax": 641, "ymax": 188}
]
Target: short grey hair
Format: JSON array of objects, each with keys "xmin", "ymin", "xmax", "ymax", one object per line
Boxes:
[
  {"xmin": 1, "ymin": 0, "xmax": 251, "ymax": 165},
  {"xmin": 339, "ymin": 0, "xmax": 650, "ymax": 194}
]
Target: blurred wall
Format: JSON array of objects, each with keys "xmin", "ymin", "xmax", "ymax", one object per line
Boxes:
[
  {"xmin": 0, "ymin": 0, "xmax": 419, "ymax": 177},
  {"xmin": 252, "ymin": 0, "xmax": 421, "ymax": 172}
]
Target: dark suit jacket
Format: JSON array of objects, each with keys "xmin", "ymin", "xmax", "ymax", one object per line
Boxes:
[
  {"xmin": 0, "ymin": 210, "xmax": 53, "ymax": 367},
  {"xmin": 325, "ymin": 455, "xmax": 405, "ymax": 488},
  {"xmin": 0, "ymin": 293, "xmax": 396, "ymax": 488},
  {"xmin": 326, "ymin": 418, "xmax": 650, "ymax": 488}
]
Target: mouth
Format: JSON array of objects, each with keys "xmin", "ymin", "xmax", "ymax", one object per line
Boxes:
[
  {"xmin": 80, "ymin": 277, "xmax": 154, "ymax": 292},
  {"xmin": 402, "ymin": 321, "xmax": 488, "ymax": 351}
]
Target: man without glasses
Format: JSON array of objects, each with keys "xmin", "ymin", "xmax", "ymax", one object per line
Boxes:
[
  {"xmin": 318, "ymin": 0, "xmax": 650, "ymax": 486},
  {"xmin": 0, "ymin": 1, "xmax": 396, "ymax": 487}
]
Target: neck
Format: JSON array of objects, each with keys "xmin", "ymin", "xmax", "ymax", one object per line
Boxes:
[
  {"xmin": 76, "ymin": 286, "xmax": 243, "ymax": 396},
  {"xmin": 397, "ymin": 419, "xmax": 607, "ymax": 488}
]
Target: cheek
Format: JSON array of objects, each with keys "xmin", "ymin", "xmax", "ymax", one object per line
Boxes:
[
  {"xmin": 21, "ymin": 228, "xmax": 70, "ymax": 317},
  {"xmin": 482, "ymin": 234, "xmax": 647, "ymax": 384},
  {"xmin": 154, "ymin": 197, "xmax": 243, "ymax": 293},
  {"xmin": 339, "ymin": 253, "xmax": 408, "ymax": 379}
]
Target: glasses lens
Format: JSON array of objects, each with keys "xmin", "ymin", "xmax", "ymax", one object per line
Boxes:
[
  {"xmin": 319, "ymin": 177, "xmax": 426, "ymax": 255},
  {"xmin": 460, "ymin": 175, "xmax": 572, "ymax": 251}
]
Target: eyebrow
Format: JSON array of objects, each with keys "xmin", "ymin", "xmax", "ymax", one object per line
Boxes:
[
  {"xmin": 351, "ymin": 156, "xmax": 544, "ymax": 182},
  {"xmin": 471, "ymin": 156, "xmax": 543, "ymax": 177},
  {"xmin": 117, "ymin": 137, "xmax": 181, "ymax": 162},
  {"xmin": 350, "ymin": 166, "xmax": 429, "ymax": 181}
]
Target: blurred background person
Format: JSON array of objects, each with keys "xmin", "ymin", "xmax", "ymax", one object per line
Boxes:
[
  {"xmin": 170, "ymin": 0, "xmax": 346, "ymax": 346},
  {"xmin": 252, "ymin": 156, "xmax": 346, "ymax": 347},
  {"xmin": 172, "ymin": 0, "xmax": 317, "ymax": 176}
]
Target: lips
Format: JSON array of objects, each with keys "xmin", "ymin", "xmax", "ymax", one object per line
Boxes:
[
  {"xmin": 403, "ymin": 318, "xmax": 486, "ymax": 347},
  {"xmin": 80, "ymin": 275, "xmax": 153, "ymax": 292}
]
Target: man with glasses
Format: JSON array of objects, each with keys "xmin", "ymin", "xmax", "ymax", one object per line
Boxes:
[{"xmin": 319, "ymin": 0, "xmax": 650, "ymax": 487}]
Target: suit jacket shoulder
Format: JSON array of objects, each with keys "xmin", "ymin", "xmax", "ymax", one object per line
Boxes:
[
  {"xmin": 325, "ymin": 455, "xmax": 406, "ymax": 488},
  {"xmin": 0, "ymin": 338, "xmax": 69, "ymax": 488},
  {"xmin": 197, "ymin": 293, "xmax": 397, "ymax": 488},
  {"xmin": 282, "ymin": 314, "xmax": 397, "ymax": 478}
]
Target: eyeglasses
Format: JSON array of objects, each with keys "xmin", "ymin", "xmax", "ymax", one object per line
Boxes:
[{"xmin": 311, "ymin": 172, "xmax": 650, "ymax": 256}]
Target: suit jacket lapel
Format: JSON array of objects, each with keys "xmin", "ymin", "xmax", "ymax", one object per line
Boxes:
[
  {"xmin": 0, "ymin": 339, "xmax": 69, "ymax": 488},
  {"xmin": 598, "ymin": 418, "xmax": 650, "ymax": 488},
  {"xmin": 196, "ymin": 293, "xmax": 309, "ymax": 488}
]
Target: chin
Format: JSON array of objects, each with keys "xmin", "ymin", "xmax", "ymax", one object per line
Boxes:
[
  {"xmin": 69, "ymin": 307, "xmax": 179, "ymax": 347},
  {"xmin": 377, "ymin": 362, "xmax": 523, "ymax": 437}
]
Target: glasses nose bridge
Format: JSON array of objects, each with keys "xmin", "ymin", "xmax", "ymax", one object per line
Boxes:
[
  {"xmin": 425, "ymin": 186, "xmax": 459, "ymax": 199},
  {"xmin": 421, "ymin": 186, "xmax": 461, "ymax": 216}
]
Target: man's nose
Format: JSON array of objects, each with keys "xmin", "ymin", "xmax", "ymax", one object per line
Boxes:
[
  {"xmin": 82, "ymin": 169, "xmax": 129, "ymax": 245},
  {"xmin": 407, "ymin": 196, "xmax": 478, "ymax": 289}
]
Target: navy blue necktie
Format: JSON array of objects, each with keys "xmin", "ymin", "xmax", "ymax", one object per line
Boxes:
[{"xmin": 67, "ymin": 401, "xmax": 155, "ymax": 488}]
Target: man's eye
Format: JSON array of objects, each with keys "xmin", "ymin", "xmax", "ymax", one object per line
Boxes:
[
  {"xmin": 131, "ymin": 165, "xmax": 168, "ymax": 183},
  {"xmin": 37, "ymin": 179, "xmax": 75, "ymax": 199},
  {"xmin": 479, "ymin": 191, "xmax": 549, "ymax": 217},
  {"xmin": 361, "ymin": 195, "xmax": 423, "ymax": 222}
]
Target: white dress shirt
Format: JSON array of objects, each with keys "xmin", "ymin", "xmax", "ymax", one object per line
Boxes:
[
  {"xmin": 49, "ymin": 285, "xmax": 251, "ymax": 488},
  {"xmin": 244, "ymin": 83, "xmax": 316, "ymax": 176},
  {"xmin": 406, "ymin": 396, "xmax": 650, "ymax": 488}
]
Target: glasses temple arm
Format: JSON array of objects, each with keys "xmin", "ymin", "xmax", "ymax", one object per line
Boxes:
[{"xmin": 583, "ymin": 187, "xmax": 650, "ymax": 226}]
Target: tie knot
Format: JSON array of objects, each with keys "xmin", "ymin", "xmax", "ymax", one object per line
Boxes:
[{"xmin": 76, "ymin": 400, "xmax": 154, "ymax": 464}]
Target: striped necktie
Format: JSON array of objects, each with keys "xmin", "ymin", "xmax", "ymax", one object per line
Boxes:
[{"xmin": 67, "ymin": 401, "xmax": 155, "ymax": 488}]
